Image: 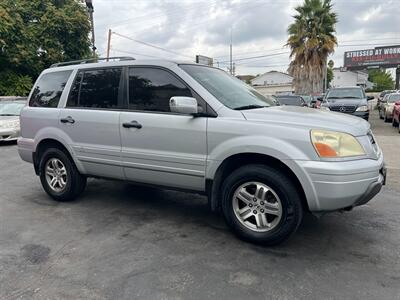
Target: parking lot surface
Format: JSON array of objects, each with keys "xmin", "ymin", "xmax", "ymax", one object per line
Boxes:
[{"xmin": 0, "ymin": 110, "xmax": 399, "ymax": 299}]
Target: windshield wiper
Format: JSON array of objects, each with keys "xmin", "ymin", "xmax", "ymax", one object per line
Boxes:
[
  {"xmin": 343, "ymin": 96, "xmax": 361, "ymax": 99},
  {"xmin": 0, "ymin": 114, "xmax": 18, "ymax": 116},
  {"xmin": 233, "ymin": 104, "xmax": 266, "ymax": 110}
]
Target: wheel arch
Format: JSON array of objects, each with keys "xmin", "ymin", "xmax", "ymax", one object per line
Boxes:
[
  {"xmin": 34, "ymin": 138, "xmax": 84, "ymax": 175},
  {"xmin": 207, "ymin": 153, "xmax": 309, "ymax": 213}
]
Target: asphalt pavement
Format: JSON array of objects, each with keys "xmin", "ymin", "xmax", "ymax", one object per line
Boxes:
[{"xmin": 0, "ymin": 110, "xmax": 399, "ymax": 299}]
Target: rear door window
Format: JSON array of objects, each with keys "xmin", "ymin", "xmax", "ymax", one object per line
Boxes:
[
  {"xmin": 29, "ymin": 70, "xmax": 72, "ymax": 107},
  {"xmin": 67, "ymin": 68, "xmax": 123, "ymax": 109}
]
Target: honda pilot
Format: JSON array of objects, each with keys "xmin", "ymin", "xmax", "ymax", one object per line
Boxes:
[{"xmin": 18, "ymin": 58, "xmax": 386, "ymax": 245}]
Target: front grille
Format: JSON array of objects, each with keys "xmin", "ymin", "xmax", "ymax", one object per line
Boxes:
[{"xmin": 330, "ymin": 105, "xmax": 357, "ymax": 113}]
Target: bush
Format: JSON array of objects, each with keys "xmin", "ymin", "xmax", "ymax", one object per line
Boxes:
[{"xmin": 0, "ymin": 71, "xmax": 32, "ymax": 96}]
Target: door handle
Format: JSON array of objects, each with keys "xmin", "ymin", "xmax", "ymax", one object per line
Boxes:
[
  {"xmin": 60, "ymin": 116, "xmax": 75, "ymax": 124},
  {"xmin": 122, "ymin": 121, "xmax": 142, "ymax": 129}
]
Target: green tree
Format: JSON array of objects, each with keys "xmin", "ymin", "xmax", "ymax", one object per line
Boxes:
[
  {"xmin": 368, "ymin": 69, "xmax": 394, "ymax": 91},
  {"xmin": 0, "ymin": 0, "xmax": 91, "ymax": 96},
  {"xmin": 286, "ymin": 0, "xmax": 338, "ymax": 94}
]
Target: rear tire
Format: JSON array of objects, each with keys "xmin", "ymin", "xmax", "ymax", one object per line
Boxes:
[
  {"xmin": 39, "ymin": 148, "xmax": 86, "ymax": 201},
  {"xmin": 384, "ymin": 113, "xmax": 390, "ymax": 123},
  {"xmin": 392, "ymin": 117, "xmax": 398, "ymax": 127},
  {"xmin": 221, "ymin": 164, "xmax": 303, "ymax": 245}
]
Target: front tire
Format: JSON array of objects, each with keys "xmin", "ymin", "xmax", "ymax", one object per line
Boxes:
[
  {"xmin": 221, "ymin": 164, "xmax": 303, "ymax": 245},
  {"xmin": 39, "ymin": 148, "xmax": 86, "ymax": 201}
]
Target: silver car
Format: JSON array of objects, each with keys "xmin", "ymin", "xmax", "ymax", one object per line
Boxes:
[
  {"xmin": 17, "ymin": 58, "xmax": 386, "ymax": 245},
  {"xmin": 0, "ymin": 98, "xmax": 27, "ymax": 142}
]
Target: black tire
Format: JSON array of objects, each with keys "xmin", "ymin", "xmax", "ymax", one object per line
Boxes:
[
  {"xmin": 392, "ymin": 118, "xmax": 398, "ymax": 127},
  {"xmin": 384, "ymin": 113, "xmax": 390, "ymax": 123},
  {"xmin": 379, "ymin": 110, "xmax": 383, "ymax": 119},
  {"xmin": 39, "ymin": 147, "xmax": 86, "ymax": 201},
  {"xmin": 221, "ymin": 164, "xmax": 303, "ymax": 245}
]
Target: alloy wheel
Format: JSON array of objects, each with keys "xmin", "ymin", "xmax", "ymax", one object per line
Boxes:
[
  {"xmin": 232, "ymin": 182, "xmax": 282, "ymax": 232},
  {"xmin": 45, "ymin": 158, "xmax": 67, "ymax": 192}
]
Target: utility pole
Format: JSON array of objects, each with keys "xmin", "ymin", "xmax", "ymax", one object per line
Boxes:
[
  {"xmin": 85, "ymin": 0, "xmax": 96, "ymax": 57},
  {"xmin": 106, "ymin": 29, "xmax": 112, "ymax": 61},
  {"xmin": 229, "ymin": 28, "xmax": 233, "ymax": 74}
]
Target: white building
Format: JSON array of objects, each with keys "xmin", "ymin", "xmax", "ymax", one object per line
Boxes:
[
  {"xmin": 331, "ymin": 68, "xmax": 374, "ymax": 89},
  {"xmin": 250, "ymin": 71, "xmax": 294, "ymax": 95}
]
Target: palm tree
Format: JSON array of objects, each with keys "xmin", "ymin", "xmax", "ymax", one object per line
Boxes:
[{"xmin": 286, "ymin": 0, "xmax": 337, "ymax": 94}]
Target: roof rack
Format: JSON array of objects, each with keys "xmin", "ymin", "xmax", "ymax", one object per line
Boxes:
[{"xmin": 50, "ymin": 56, "xmax": 135, "ymax": 68}]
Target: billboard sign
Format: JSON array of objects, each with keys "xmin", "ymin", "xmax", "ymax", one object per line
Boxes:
[
  {"xmin": 196, "ymin": 55, "xmax": 213, "ymax": 66},
  {"xmin": 344, "ymin": 45, "xmax": 400, "ymax": 70}
]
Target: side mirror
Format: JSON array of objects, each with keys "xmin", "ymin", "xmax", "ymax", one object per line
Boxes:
[
  {"xmin": 367, "ymin": 96, "xmax": 374, "ymax": 101},
  {"xmin": 169, "ymin": 96, "xmax": 198, "ymax": 115}
]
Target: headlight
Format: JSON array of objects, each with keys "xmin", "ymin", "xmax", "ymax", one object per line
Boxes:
[
  {"xmin": 356, "ymin": 105, "xmax": 369, "ymax": 112},
  {"xmin": 311, "ymin": 130, "xmax": 366, "ymax": 158}
]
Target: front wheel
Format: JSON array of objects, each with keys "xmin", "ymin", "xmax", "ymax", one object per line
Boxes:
[
  {"xmin": 221, "ymin": 164, "xmax": 303, "ymax": 245},
  {"xmin": 39, "ymin": 148, "xmax": 86, "ymax": 201}
]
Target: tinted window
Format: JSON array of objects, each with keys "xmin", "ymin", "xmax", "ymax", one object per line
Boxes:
[
  {"xmin": 29, "ymin": 71, "xmax": 72, "ymax": 107},
  {"xmin": 326, "ymin": 88, "xmax": 364, "ymax": 99},
  {"xmin": 128, "ymin": 67, "xmax": 193, "ymax": 112},
  {"xmin": 67, "ymin": 68, "xmax": 123, "ymax": 109},
  {"xmin": 276, "ymin": 96, "xmax": 304, "ymax": 106}
]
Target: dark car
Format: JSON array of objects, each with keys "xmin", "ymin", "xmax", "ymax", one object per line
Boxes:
[
  {"xmin": 320, "ymin": 87, "xmax": 373, "ymax": 121},
  {"xmin": 274, "ymin": 95, "xmax": 307, "ymax": 107}
]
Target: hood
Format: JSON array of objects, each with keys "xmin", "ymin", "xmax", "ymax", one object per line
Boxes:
[
  {"xmin": 241, "ymin": 106, "xmax": 370, "ymax": 136},
  {"xmin": 0, "ymin": 116, "xmax": 19, "ymax": 122},
  {"xmin": 325, "ymin": 98, "xmax": 367, "ymax": 106}
]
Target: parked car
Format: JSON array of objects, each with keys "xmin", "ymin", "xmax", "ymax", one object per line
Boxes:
[
  {"xmin": 379, "ymin": 93, "xmax": 400, "ymax": 122},
  {"xmin": 377, "ymin": 90, "xmax": 396, "ymax": 114},
  {"xmin": 274, "ymin": 95, "xmax": 307, "ymax": 106},
  {"xmin": 18, "ymin": 58, "xmax": 385, "ymax": 245},
  {"xmin": 0, "ymin": 98, "xmax": 27, "ymax": 142},
  {"xmin": 320, "ymin": 87, "xmax": 373, "ymax": 120},
  {"xmin": 392, "ymin": 98, "xmax": 400, "ymax": 131}
]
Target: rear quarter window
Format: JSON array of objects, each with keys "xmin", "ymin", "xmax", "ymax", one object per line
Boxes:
[{"xmin": 29, "ymin": 70, "xmax": 72, "ymax": 107}]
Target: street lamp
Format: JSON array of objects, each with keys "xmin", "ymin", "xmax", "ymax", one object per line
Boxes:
[{"xmin": 85, "ymin": 0, "xmax": 96, "ymax": 57}]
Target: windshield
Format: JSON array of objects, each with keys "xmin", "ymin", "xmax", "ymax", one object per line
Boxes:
[
  {"xmin": 326, "ymin": 88, "xmax": 364, "ymax": 100},
  {"xmin": 388, "ymin": 94, "xmax": 400, "ymax": 103},
  {"xmin": 301, "ymin": 95, "xmax": 311, "ymax": 103},
  {"xmin": 180, "ymin": 65, "xmax": 276, "ymax": 110},
  {"xmin": 0, "ymin": 101, "xmax": 26, "ymax": 116}
]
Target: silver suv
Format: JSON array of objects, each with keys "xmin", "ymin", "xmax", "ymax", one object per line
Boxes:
[{"xmin": 18, "ymin": 58, "xmax": 386, "ymax": 245}]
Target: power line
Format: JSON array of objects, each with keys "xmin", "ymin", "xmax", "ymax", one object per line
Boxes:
[
  {"xmin": 112, "ymin": 31, "xmax": 193, "ymax": 60},
  {"xmin": 111, "ymin": 48, "xmax": 165, "ymax": 59}
]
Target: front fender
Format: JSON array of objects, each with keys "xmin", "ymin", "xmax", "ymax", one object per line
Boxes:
[{"xmin": 206, "ymin": 135, "xmax": 314, "ymax": 179}]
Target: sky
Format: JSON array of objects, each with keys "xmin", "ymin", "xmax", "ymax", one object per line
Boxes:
[{"xmin": 91, "ymin": 0, "xmax": 400, "ymax": 76}]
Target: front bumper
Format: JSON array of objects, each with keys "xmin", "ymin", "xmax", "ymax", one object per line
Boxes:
[
  {"xmin": 0, "ymin": 128, "xmax": 20, "ymax": 142},
  {"xmin": 351, "ymin": 111, "xmax": 369, "ymax": 120},
  {"xmin": 291, "ymin": 153, "xmax": 385, "ymax": 212}
]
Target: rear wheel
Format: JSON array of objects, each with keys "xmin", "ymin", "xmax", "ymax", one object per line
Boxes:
[
  {"xmin": 384, "ymin": 112, "xmax": 390, "ymax": 123},
  {"xmin": 39, "ymin": 148, "xmax": 86, "ymax": 201},
  {"xmin": 392, "ymin": 117, "xmax": 398, "ymax": 127},
  {"xmin": 221, "ymin": 164, "xmax": 303, "ymax": 245}
]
